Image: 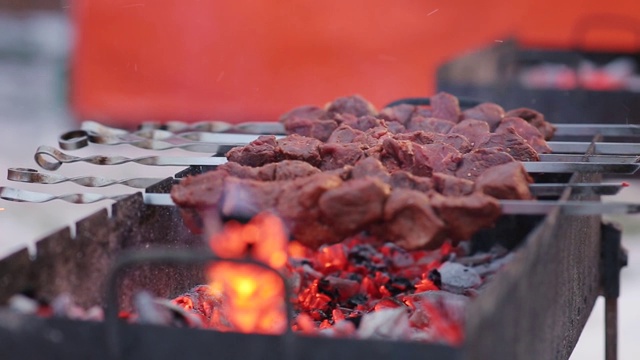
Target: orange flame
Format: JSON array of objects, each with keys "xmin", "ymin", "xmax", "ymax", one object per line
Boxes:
[{"xmin": 205, "ymin": 212, "xmax": 288, "ymax": 334}]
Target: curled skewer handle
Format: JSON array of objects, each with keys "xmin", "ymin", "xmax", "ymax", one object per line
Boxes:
[{"xmin": 7, "ymin": 168, "xmax": 164, "ymax": 188}]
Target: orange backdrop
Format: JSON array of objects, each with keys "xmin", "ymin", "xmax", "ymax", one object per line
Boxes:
[{"xmin": 70, "ymin": 0, "xmax": 640, "ymax": 124}]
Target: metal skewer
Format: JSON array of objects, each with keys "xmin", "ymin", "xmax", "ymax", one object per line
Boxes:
[
  {"xmin": 59, "ymin": 128, "xmax": 281, "ymax": 152},
  {"xmin": 2, "ymin": 187, "xmax": 639, "ymax": 215},
  {"xmin": 552, "ymin": 124, "xmax": 640, "ymax": 137},
  {"xmin": 34, "ymin": 146, "xmax": 227, "ymax": 171},
  {"xmin": 64, "ymin": 122, "xmax": 640, "ymax": 155},
  {"xmin": 34, "ymin": 146, "xmax": 640, "ymax": 174},
  {"xmin": 7, "ymin": 168, "xmax": 626, "ymax": 196},
  {"xmin": 7, "ymin": 168, "xmax": 170, "ymax": 188}
]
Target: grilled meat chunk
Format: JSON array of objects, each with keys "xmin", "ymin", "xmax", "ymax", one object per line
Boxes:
[
  {"xmin": 474, "ymin": 162, "xmax": 534, "ymax": 200},
  {"xmin": 461, "ymin": 102, "xmax": 505, "ymax": 131},
  {"xmin": 505, "ymin": 107, "xmax": 556, "ymax": 140}
]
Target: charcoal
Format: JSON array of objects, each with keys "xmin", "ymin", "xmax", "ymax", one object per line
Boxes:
[
  {"xmin": 438, "ymin": 262, "xmax": 482, "ymax": 289},
  {"xmin": 357, "ymin": 308, "xmax": 412, "ymax": 340},
  {"xmin": 473, "ymin": 252, "xmax": 515, "ymax": 277},
  {"xmin": 7, "ymin": 294, "xmax": 38, "ymax": 314},
  {"xmin": 428, "ymin": 269, "xmax": 442, "ymax": 288},
  {"xmin": 404, "ymin": 290, "xmax": 469, "ymax": 324},
  {"xmin": 381, "ymin": 243, "xmax": 414, "ymax": 268}
]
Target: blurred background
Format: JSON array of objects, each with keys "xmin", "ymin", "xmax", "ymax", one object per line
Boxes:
[{"xmin": 0, "ymin": 0, "xmax": 639, "ymax": 358}]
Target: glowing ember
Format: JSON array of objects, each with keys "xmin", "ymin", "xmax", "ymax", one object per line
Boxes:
[
  {"xmin": 204, "ymin": 212, "xmax": 288, "ymax": 334},
  {"xmin": 167, "ymin": 212, "xmax": 487, "ymax": 344}
]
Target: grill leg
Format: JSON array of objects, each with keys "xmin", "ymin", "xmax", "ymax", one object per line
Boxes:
[
  {"xmin": 600, "ymin": 222, "xmax": 627, "ymax": 360},
  {"xmin": 605, "ymin": 297, "xmax": 617, "ymax": 360}
]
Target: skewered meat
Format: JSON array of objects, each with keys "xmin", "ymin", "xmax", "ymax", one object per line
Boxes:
[
  {"xmin": 325, "ymin": 95, "xmax": 378, "ymax": 118},
  {"xmin": 461, "ymin": 103, "xmax": 505, "ymax": 131},
  {"xmin": 496, "ymin": 117, "xmax": 553, "ymax": 154},
  {"xmin": 504, "ymin": 107, "xmax": 556, "ymax": 140},
  {"xmin": 475, "ymin": 127, "xmax": 539, "ymax": 162},
  {"xmin": 406, "ymin": 116, "xmax": 456, "ymax": 134},
  {"xmin": 430, "ymin": 92, "xmax": 461, "ymax": 122},
  {"xmin": 474, "ymin": 162, "xmax": 534, "ymax": 200},
  {"xmin": 455, "ymin": 148, "xmax": 516, "ymax": 180},
  {"xmin": 172, "ymin": 157, "xmax": 531, "ymax": 250},
  {"xmin": 450, "ymin": 119, "xmax": 491, "ymax": 144},
  {"xmin": 172, "ymin": 171, "xmax": 501, "ymax": 250}
]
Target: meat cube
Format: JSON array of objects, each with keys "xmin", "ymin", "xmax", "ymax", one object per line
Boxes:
[
  {"xmin": 418, "ymin": 143, "xmax": 463, "ymax": 175},
  {"xmin": 430, "ymin": 92, "xmax": 461, "ymax": 122},
  {"xmin": 220, "ymin": 177, "xmax": 280, "ymax": 219},
  {"xmin": 373, "ymin": 189, "xmax": 446, "ymax": 250},
  {"xmin": 427, "ymin": 133, "xmax": 474, "ymax": 153},
  {"xmin": 226, "ymin": 135, "xmax": 281, "ymax": 167},
  {"xmin": 429, "ymin": 192, "xmax": 502, "ymax": 242},
  {"xmin": 319, "ymin": 143, "xmax": 366, "ymax": 171},
  {"xmin": 278, "ymin": 134, "xmax": 323, "ymax": 166},
  {"xmin": 276, "ymin": 174, "xmax": 345, "ymax": 248},
  {"xmin": 505, "ymin": 107, "xmax": 556, "ymax": 140},
  {"xmin": 413, "ymin": 105, "xmax": 433, "ymax": 118},
  {"xmin": 455, "ymin": 148, "xmax": 515, "ymax": 180},
  {"xmin": 318, "ymin": 178, "xmax": 390, "ymax": 234},
  {"xmin": 496, "ymin": 117, "xmax": 552, "ymax": 154},
  {"xmin": 461, "ymin": 103, "xmax": 505, "ymax": 131},
  {"xmin": 326, "ymin": 95, "xmax": 378, "ymax": 117},
  {"xmin": 341, "ymin": 115, "xmax": 385, "ymax": 132},
  {"xmin": 351, "ymin": 157, "xmax": 391, "ymax": 183},
  {"xmin": 388, "ymin": 172, "xmax": 433, "ymax": 192},
  {"xmin": 218, "ymin": 161, "xmax": 320, "ymax": 181},
  {"xmin": 327, "ymin": 124, "xmax": 365, "ymax": 144},
  {"xmin": 279, "ymin": 105, "xmax": 327, "ymax": 123},
  {"xmin": 385, "ymin": 121, "xmax": 407, "ymax": 134},
  {"xmin": 380, "ymin": 138, "xmax": 433, "ymax": 177},
  {"xmin": 431, "ymin": 173, "xmax": 474, "ymax": 196},
  {"xmin": 450, "ymin": 119, "xmax": 491, "ymax": 146},
  {"xmin": 406, "ymin": 116, "xmax": 455, "ymax": 133},
  {"xmin": 378, "ymin": 104, "xmax": 415, "ymax": 125},
  {"xmin": 474, "ymin": 162, "xmax": 533, "ymax": 200},
  {"xmin": 475, "ymin": 127, "xmax": 539, "ymax": 162}
]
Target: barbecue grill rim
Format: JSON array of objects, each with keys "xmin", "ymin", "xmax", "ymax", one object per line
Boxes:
[{"xmin": 0, "ymin": 146, "xmax": 602, "ymax": 359}]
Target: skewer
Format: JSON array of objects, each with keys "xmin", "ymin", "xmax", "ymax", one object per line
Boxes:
[
  {"xmin": 2, "ymin": 187, "xmax": 638, "ymax": 215},
  {"xmin": 61, "ymin": 122, "xmax": 640, "ymax": 155},
  {"xmin": 7, "ymin": 168, "xmax": 625, "ymax": 196},
  {"xmin": 33, "ymin": 145, "xmax": 640, "ymax": 174}
]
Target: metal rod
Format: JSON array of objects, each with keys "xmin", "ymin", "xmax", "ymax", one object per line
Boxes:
[
  {"xmin": 554, "ymin": 124, "xmax": 640, "ymax": 137},
  {"xmin": 32, "ymin": 145, "xmax": 640, "ymax": 173},
  {"xmin": 4, "ymin": 187, "xmax": 640, "ymax": 215}
]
